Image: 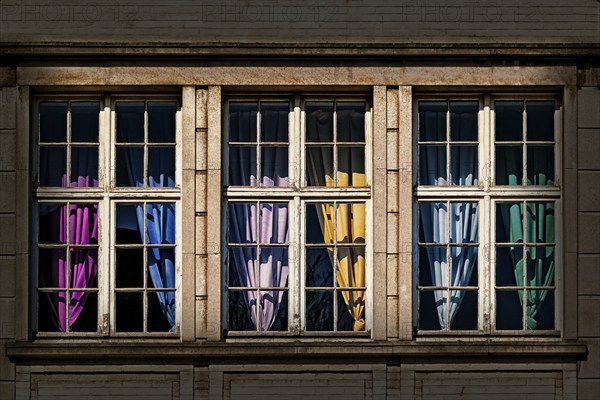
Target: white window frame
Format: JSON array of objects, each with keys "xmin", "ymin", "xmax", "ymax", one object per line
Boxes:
[
  {"xmin": 414, "ymin": 92, "xmax": 562, "ymax": 336},
  {"xmin": 32, "ymin": 94, "xmax": 182, "ymax": 337},
  {"xmin": 223, "ymin": 94, "xmax": 373, "ymax": 337}
]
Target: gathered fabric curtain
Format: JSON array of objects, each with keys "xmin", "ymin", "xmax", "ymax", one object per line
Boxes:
[
  {"xmin": 306, "ymin": 107, "xmax": 366, "ymax": 332},
  {"xmin": 39, "ymin": 203, "xmax": 98, "ymax": 331},
  {"xmin": 498, "ymin": 202, "xmax": 554, "ymax": 329}
]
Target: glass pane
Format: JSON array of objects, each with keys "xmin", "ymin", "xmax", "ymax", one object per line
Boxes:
[
  {"xmin": 148, "ymin": 146, "xmax": 175, "ymax": 187},
  {"xmin": 450, "ymin": 247, "xmax": 478, "ymax": 287},
  {"xmin": 146, "ymin": 203, "xmax": 176, "ymax": 244},
  {"xmin": 147, "ymin": 248, "xmax": 176, "ymax": 288},
  {"xmin": 228, "ymin": 247, "xmax": 257, "ymax": 288},
  {"xmin": 264, "ymin": 290, "xmax": 288, "ymax": 331},
  {"xmin": 39, "ymin": 204, "xmax": 65, "ymax": 244},
  {"xmin": 228, "ymin": 203, "xmax": 257, "ymax": 243},
  {"xmin": 419, "ymin": 202, "xmax": 448, "ymax": 244},
  {"xmin": 260, "ymin": 102, "xmax": 289, "ymax": 142},
  {"xmin": 419, "ymin": 145, "xmax": 446, "ymax": 186},
  {"xmin": 229, "ymin": 102, "xmax": 257, "ymax": 142},
  {"xmin": 337, "ymin": 248, "xmax": 365, "ymax": 287},
  {"xmin": 147, "ymin": 291, "xmax": 175, "ymax": 332},
  {"xmin": 116, "ymin": 102, "xmax": 144, "ymax": 143},
  {"xmin": 116, "ymin": 292, "xmax": 143, "ymax": 332},
  {"xmin": 116, "ymin": 146, "xmax": 144, "ymax": 187},
  {"xmin": 337, "ymin": 203, "xmax": 365, "ymax": 244},
  {"xmin": 38, "ymin": 291, "xmax": 65, "ymax": 331},
  {"xmin": 495, "ymin": 290, "xmax": 524, "ymax": 330},
  {"xmin": 68, "ymin": 203, "xmax": 97, "ymax": 245},
  {"xmin": 419, "ymin": 101, "xmax": 446, "ymax": 142},
  {"xmin": 450, "ymin": 101, "xmax": 478, "ymax": 141},
  {"xmin": 496, "ymin": 202, "xmax": 523, "ymax": 243},
  {"xmin": 418, "ymin": 246, "xmax": 447, "ymax": 287},
  {"xmin": 305, "ymin": 102, "xmax": 333, "ymax": 142},
  {"xmin": 527, "ymin": 145, "xmax": 554, "ymax": 185},
  {"xmin": 527, "ymin": 101, "xmax": 554, "ymax": 141},
  {"xmin": 526, "ymin": 246, "xmax": 555, "ymax": 287},
  {"xmin": 337, "ymin": 290, "xmax": 365, "ymax": 331},
  {"xmin": 495, "ymin": 101, "xmax": 523, "ymax": 141},
  {"xmin": 259, "ymin": 247, "xmax": 288, "ymax": 288},
  {"xmin": 229, "ymin": 146, "xmax": 256, "ymax": 186},
  {"xmin": 70, "ymin": 249, "xmax": 98, "ymax": 288},
  {"xmin": 306, "ymin": 203, "xmax": 331, "ymax": 244},
  {"xmin": 71, "ymin": 146, "xmax": 98, "ymax": 187},
  {"xmin": 306, "ymin": 291, "xmax": 333, "ymax": 331},
  {"xmin": 495, "ymin": 145, "xmax": 522, "ymax": 185},
  {"xmin": 40, "ymin": 146, "xmax": 66, "ymax": 187},
  {"xmin": 40, "ymin": 102, "xmax": 67, "ymax": 142},
  {"xmin": 306, "ymin": 248, "xmax": 333, "ymax": 287},
  {"xmin": 306, "ymin": 146, "xmax": 333, "ymax": 186},
  {"xmin": 260, "ymin": 146, "xmax": 288, "ymax": 187},
  {"xmin": 115, "ymin": 203, "xmax": 143, "ymax": 244},
  {"xmin": 495, "ymin": 246, "xmax": 522, "ymax": 287},
  {"xmin": 449, "ymin": 290, "xmax": 478, "ymax": 330},
  {"xmin": 338, "ymin": 147, "xmax": 365, "ymax": 187},
  {"xmin": 38, "ymin": 249, "xmax": 66, "ymax": 287},
  {"xmin": 337, "ymin": 102, "xmax": 365, "ymax": 142},
  {"xmin": 418, "ymin": 290, "xmax": 442, "ymax": 330},
  {"xmin": 69, "ymin": 292, "xmax": 97, "ymax": 332},
  {"xmin": 259, "ymin": 203, "xmax": 288, "ymax": 244},
  {"xmin": 527, "ymin": 290, "xmax": 554, "ymax": 330},
  {"xmin": 71, "ymin": 102, "xmax": 100, "ymax": 142},
  {"xmin": 228, "ymin": 290, "xmax": 256, "ymax": 331},
  {"xmin": 116, "ymin": 249, "xmax": 143, "ymax": 287},
  {"xmin": 450, "ymin": 202, "xmax": 478, "ymax": 243},
  {"xmin": 450, "ymin": 145, "xmax": 478, "ymax": 186},
  {"xmin": 526, "ymin": 202, "xmax": 555, "ymax": 244},
  {"xmin": 148, "ymin": 102, "xmax": 176, "ymax": 143}
]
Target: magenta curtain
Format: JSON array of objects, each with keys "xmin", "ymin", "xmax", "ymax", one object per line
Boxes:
[{"xmin": 39, "ymin": 203, "xmax": 98, "ymax": 331}]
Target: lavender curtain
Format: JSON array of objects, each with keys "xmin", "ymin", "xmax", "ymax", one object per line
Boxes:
[{"xmin": 39, "ymin": 203, "xmax": 98, "ymax": 331}]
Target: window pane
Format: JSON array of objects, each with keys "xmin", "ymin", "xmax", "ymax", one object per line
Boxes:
[
  {"xmin": 449, "ymin": 290, "xmax": 478, "ymax": 330},
  {"xmin": 526, "ymin": 202, "xmax": 555, "ymax": 244},
  {"xmin": 306, "ymin": 248, "xmax": 333, "ymax": 287},
  {"xmin": 71, "ymin": 146, "xmax": 98, "ymax": 187},
  {"xmin": 115, "ymin": 203, "xmax": 143, "ymax": 244},
  {"xmin": 229, "ymin": 146, "xmax": 256, "ymax": 186},
  {"xmin": 40, "ymin": 102, "xmax": 67, "ymax": 142},
  {"xmin": 70, "ymin": 249, "xmax": 98, "ymax": 288},
  {"xmin": 419, "ymin": 246, "xmax": 447, "ymax": 287},
  {"xmin": 527, "ymin": 101, "xmax": 554, "ymax": 141},
  {"xmin": 38, "ymin": 291, "xmax": 66, "ymax": 331},
  {"xmin": 116, "ymin": 249, "xmax": 143, "ymax": 287},
  {"xmin": 337, "ymin": 203, "xmax": 365, "ymax": 244},
  {"xmin": 116, "ymin": 146, "xmax": 144, "ymax": 187},
  {"xmin": 148, "ymin": 146, "xmax": 175, "ymax": 187},
  {"xmin": 148, "ymin": 102, "xmax": 176, "ymax": 143},
  {"xmin": 116, "ymin": 102, "xmax": 144, "ymax": 143},
  {"xmin": 419, "ymin": 202, "xmax": 448, "ymax": 244},
  {"xmin": 306, "ymin": 203, "xmax": 331, "ymax": 244},
  {"xmin": 259, "ymin": 247, "xmax": 288, "ymax": 288},
  {"xmin": 229, "ymin": 102, "xmax": 257, "ymax": 142},
  {"xmin": 260, "ymin": 102, "xmax": 288, "ymax": 142},
  {"xmin": 419, "ymin": 101, "xmax": 446, "ymax": 142},
  {"xmin": 39, "ymin": 204, "xmax": 66, "ymax": 244},
  {"xmin": 338, "ymin": 147, "xmax": 365, "ymax": 187},
  {"xmin": 526, "ymin": 247, "xmax": 555, "ymax": 287},
  {"xmin": 337, "ymin": 102, "xmax": 365, "ymax": 142},
  {"xmin": 527, "ymin": 290, "xmax": 554, "ymax": 330},
  {"xmin": 146, "ymin": 203, "xmax": 176, "ymax": 244},
  {"xmin": 418, "ymin": 290, "xmax": 443, "ymax": 330},
  {"xmin": 450, "ymin": 202, "xmax": 478, "ymax": 243},
  {"xmin": 306, "ymin": 291, "xmax": 333, "ymax": 331},
  {"xmin": 337, "ymin": 290, "xmax": 365, "ymax": 331},
  {"xmin": 495, "ymin": 202, "xmax": 523, "ymax": 243},
  {"xmin": 495, "ymin": 246, "xmax": 523, "ymax": 286},
  {"xmin": 71, "ymin": 102, "xmax": 99, "ymax": 142},
  {"xmin": 450, "ymin": 247, "xmax": 478, "ymax": 287},
  {"xmin": 148, "ymin": 291, "xmax": 176, "ymax": 332},
  {"xmin": 264, "ymin": 290, "xmax": 288, "ymax": 331},
  {"xmin": 337, "ymin": 247, "xmax": 365, "ymax": 286},
  {"xmin": 526, "ymin": 145, "xmax": 554, "ymax": 185},
  {"xmin": 228, "ymin": 203, "xmax": 257, "ymax": 243},
  {"xmin": 228, "ymin": 247, "xmax": 257, "ymax": 287},
  {"xmin": 147, "ymin": 248, "xmax": 176, "ymax": 288},
  {"xmin": 495, "ymin": 145, "xmax": 522, "ymax": 185},
  {"xmin": 419, "ymin": 145, "xmax": 446, "ymax": 185},
  {"xmin": 69, "ymin": 292, "xmax": 97, "ymax": 332},
  {"xmin": 40, "ymin": 146, "xmax": 66, "ymax": 187},
  {"xmin": 259, "ymin": 203, "xmax": 288, "ymax": 244},
  {"xmin": 450, "ymin": 101, "xmax": 478, "ymax": 141},
  {"xmin": 38, "ymin": 249, "xmax": 66, "ymax": 287},
  {"xmin": 306, "ymin": 146, "xmax": 333, "ymax": 186},
  {"xmin": 116, "ymin": 292, "xmax": 143, "ymax": 332},
  {"xmin": 261, "ymin": 146, "xmax": 288, "ymax": 187},
  {"xmin": 495, "ymin": 290, "xmax": 524, "ymax": 330},
  {"xmin": 495, "ymin": 101, "xmax": 523, "ymax": 141},
  {"xmin": 228, "ymin": 290, "xmax": 256, "ymax": 331},
  {"xmin": 450, "ymin": 145, "xmax": 477, "ymax": 186},
  {"xmin": 306, "ymin": 102, "xmax": 333, "ymax": 142}
]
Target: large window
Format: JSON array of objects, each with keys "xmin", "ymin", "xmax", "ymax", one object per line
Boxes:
[
  {"xmin": 224, "ymin": 96, "xmax": 371, "ymax": 335},
  {"xmin": 34, "ymin": 96, "xmax": 181, "ymax": 335},
  {"xmin": 415, "ymin": 95, "xmax": 560, "ymax": 334}
]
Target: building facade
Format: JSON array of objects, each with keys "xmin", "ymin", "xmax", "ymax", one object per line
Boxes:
[{"xmin": 1, "ymin": 1, "xmax": 599, "ymax": 399}]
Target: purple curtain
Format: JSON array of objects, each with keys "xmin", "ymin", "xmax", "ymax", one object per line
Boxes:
[{"xmin": 39, "ymin": 204, "xmax": 98, "ymax": 331}]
